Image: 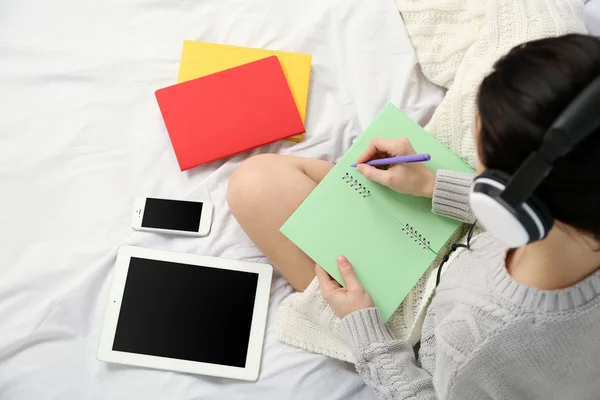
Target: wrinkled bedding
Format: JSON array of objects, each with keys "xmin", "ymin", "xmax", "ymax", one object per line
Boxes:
[{"xmin": 0, "ymin": 0, "xmax": 445, "ymax": 398}]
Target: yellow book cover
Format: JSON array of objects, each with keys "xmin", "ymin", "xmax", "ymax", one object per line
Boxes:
[{"xmin": 178, "ymin": 41, "xmax": 311, "ymax": 142}]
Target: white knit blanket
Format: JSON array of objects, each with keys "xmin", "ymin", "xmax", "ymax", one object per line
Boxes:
[{"xmin": 277, "ymin": 0, "xmax": 586, "ymax": 363}]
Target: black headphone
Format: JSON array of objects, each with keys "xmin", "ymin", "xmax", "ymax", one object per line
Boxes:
[{"xmin": 469, "ymin": 75, "xmax": 600, "ymax": 248}]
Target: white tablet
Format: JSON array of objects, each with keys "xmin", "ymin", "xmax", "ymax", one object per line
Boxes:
[{"xmin": 97, "ymin": 246, "xmax": 272, "ymax": 381}]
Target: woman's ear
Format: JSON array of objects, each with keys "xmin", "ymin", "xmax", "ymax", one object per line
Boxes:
[{"xmin": 472, "ymin": 113, "xmax": 485, "ymax": 174}]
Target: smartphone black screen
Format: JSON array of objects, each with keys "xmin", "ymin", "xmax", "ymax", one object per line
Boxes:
[{"xmin": 141, "ymin": 198, "xmax": 203, "ymax": 232}]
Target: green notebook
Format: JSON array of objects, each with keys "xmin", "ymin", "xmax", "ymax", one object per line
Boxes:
[{"xmin": 280, "ymin": 103, "xmax": 474, "ymax": 321}]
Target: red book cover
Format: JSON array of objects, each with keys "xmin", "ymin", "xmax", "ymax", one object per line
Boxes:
[{"xmin": 155, "ymin": 56, "xmax": 305, "ymax": 170}]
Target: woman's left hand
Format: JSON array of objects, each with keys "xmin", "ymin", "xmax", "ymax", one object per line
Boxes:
[{"xmin": 315, "ymin": 256, "xmax": 375, "ymax": 319}]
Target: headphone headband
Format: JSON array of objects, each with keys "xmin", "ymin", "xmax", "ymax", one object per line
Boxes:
[{"xmin": 501, "ymin": 75, "xmax": 600, "ymax": 207}]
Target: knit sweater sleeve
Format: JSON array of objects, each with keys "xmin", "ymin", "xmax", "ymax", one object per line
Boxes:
[
  {"xmin": 432, "ymin": 170, "xmax": 475, "ymax": 224},
  {"xmin": 341, "ymin": 308, "xmax": 437, "ymax": 399}
]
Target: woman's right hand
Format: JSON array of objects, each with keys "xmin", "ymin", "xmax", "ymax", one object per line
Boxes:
[{"xmin": 356, "ymin": 138, "xmax": 435, "ymax": 198}]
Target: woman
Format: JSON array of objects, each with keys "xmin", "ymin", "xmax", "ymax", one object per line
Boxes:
[{"xmin": 227, "ymin": 34, "xmax": 600, "ymax": 399}]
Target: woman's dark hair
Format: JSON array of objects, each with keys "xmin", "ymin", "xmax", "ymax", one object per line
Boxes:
[{"xmin": 477, "ymin": 34, "xmax": 600, "ymax": 243}]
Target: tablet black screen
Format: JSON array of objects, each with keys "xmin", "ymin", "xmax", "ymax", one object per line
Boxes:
[{"xmin": 112, "ymin": 257, "xmax": 259, "ymax": 368}]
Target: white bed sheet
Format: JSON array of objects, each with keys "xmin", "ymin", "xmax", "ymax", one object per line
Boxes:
[
  {"xmin": 0, "ymin": 0, "xmax": 445, "ymax": 398},
  {"xmin": 585, "ymin": 0, "xmax": 600, "ymax": 36}
]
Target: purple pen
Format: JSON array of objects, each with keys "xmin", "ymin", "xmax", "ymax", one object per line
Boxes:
[{"xmin": 350, "ymin": 153, "xmax": 431, "ymax": 167}]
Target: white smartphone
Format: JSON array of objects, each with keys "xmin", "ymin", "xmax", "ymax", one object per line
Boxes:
[{"xmin": 132, "ymin": 197, "xmax": 213, "ymax": 237}]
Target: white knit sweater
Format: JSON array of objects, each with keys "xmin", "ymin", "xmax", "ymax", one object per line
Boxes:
[{"xmin": 276, "ymin": 0, "xmax": 586, "ymax": 362}]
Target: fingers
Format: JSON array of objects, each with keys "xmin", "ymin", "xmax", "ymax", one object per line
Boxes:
[
  {"xmin": 315, "ymin": 264, "xmax": 341, "ymax": 293},
  {"xmin": 356, "ymin": 139, "xmax": 382, "ymax": 164},
  {"xmin": 316, "ymin": 258, "xmax": 362, "ymax": 293},
  {"xmin": 356, "ymin": 138, "xmax": 413, "ymax": 163},
  {"xmin": 357, "ymin": 164, "xmax": 393, "ymax": 186},
  {"xmin": 337, "ymin": 256, "xmax": 361, "ymax": 289}
]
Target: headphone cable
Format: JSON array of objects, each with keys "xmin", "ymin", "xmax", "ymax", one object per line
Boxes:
[{"xmin": 435, "ymin": 222, "xmax": 477, "ymax": 287}]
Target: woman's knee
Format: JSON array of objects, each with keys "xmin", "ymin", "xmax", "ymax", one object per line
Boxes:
[{"xmin": 227, "ymin": 154, "xmax": 280, "ymax": 217}]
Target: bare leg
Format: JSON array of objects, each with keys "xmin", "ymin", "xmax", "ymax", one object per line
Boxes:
[{"xmin": 227, "ymin": 154, "xmax": 334, "ymax": 291}]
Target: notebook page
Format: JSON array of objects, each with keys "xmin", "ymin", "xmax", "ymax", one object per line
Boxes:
[
  {"xmin": 280, "ymin": 152, "xmax": 435, "ymax": 321},
  {"xmin": 356, "ymin": 104, "xmax": 475, "ymax": 252}
]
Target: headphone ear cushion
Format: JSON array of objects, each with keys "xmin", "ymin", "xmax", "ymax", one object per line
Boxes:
[
  {"xmin": 471, "ymin": 169, "xmax": 552, "ymax": 247},
  {"xmin": 481, "ymin": 169, "xmax": 553, "ymax": 240},
  {"xmin": 522, "ymin": 193, "xmax": 554, "ymax": 237}
]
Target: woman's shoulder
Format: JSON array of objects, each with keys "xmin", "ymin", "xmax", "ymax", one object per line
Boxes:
[
  {"xmin": 433, "ymin": 231, "xmax": 600, "ymax": 366},
  {"xmin": 448, "ymin": 297, "xmax": 600, "ymax": 397},
  {"xmin": 431, "ymin": 263, "xmax": 600, "ymax": 394},
  {"xmin": 426, "ymin": 233, "xmax": 512, "ymax": 347},
  {"xmin": 436, "ymin": 232, "xmax": 508, "ymax": 294}
]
